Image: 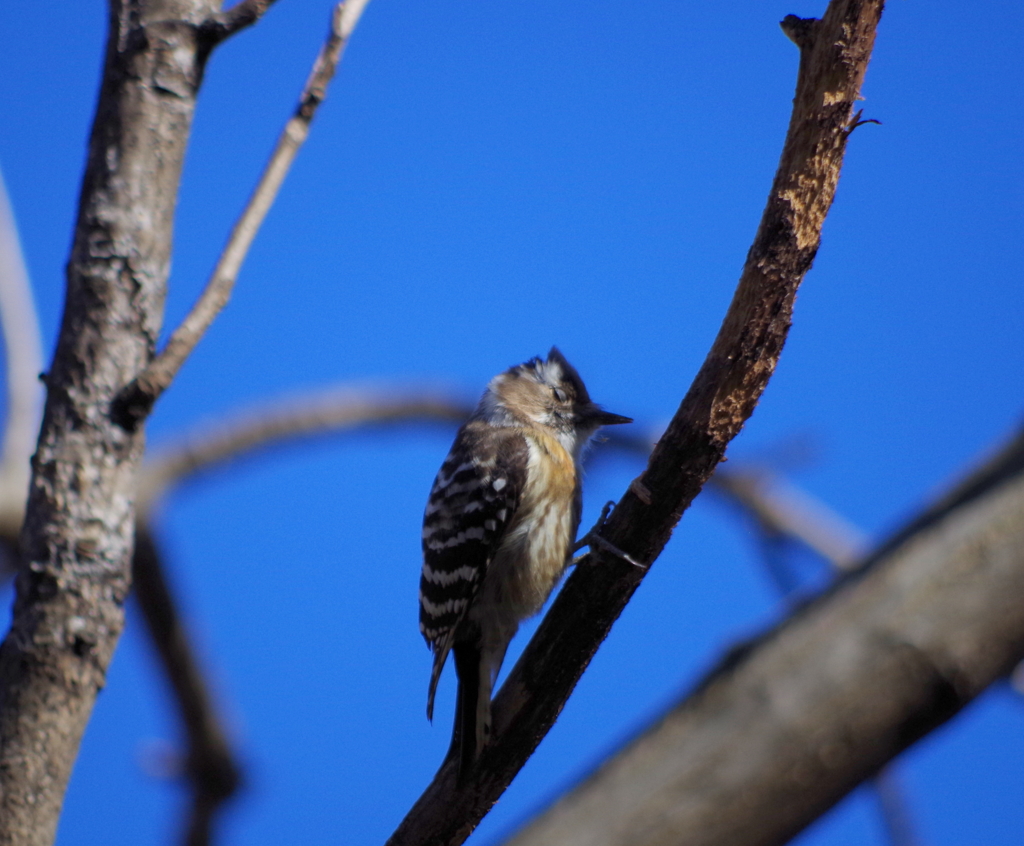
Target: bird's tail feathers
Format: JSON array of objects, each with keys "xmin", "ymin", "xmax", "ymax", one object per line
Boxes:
[
  {"xmin": 426, "ymin": 633, "xmax": 456, "ymax": 722},
  {"xmin": 452, "ymin": 641, "xmax": 491, "ymax": 786}
]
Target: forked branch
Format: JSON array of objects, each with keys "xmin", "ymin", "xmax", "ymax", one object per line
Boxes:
[{"xmin": 115, "ymin": 0, "xmax": 373, "ymax": 430}]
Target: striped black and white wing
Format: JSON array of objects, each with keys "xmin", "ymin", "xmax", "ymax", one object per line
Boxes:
[{"xmin": 419, "ymin": 422, "xmax": 527, "ymax": 720}]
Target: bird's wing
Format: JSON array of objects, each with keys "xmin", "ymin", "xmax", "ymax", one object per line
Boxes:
[{"xmin": 419, "ymin": 423, "xmax": 528, "ymax": 720}]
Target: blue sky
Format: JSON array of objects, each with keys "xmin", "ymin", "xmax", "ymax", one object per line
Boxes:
[{"xmin": 0, "ymin": 1, "xmax": 1022, "ymax": 844}]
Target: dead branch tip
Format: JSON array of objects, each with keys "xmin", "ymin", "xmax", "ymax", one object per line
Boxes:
[
  {"xmin": 780, "ymin": 14, "xmax": 819, "ymax": 50},
  {"xmin": 202, "ymin": 0, "xmax": 281, "ymax": 44},
  {"xmin": 847, "ymin": 108, "xmax": 883, "ymax": 135}
]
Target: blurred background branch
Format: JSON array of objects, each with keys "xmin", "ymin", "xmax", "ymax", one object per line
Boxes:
[
  {"xmin": 0, "ymin": 166, "xmax": 42, "ymax": 570},
  {"xmin": 139, "ymin": 389, "xmax": 471, "ymax": 509}
]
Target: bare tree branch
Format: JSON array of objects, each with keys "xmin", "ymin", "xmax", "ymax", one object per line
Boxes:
[
  {"xmin": 115, "ymin": 0, "xmax": 373, "ymax": 429},
  {"xmin": 138, "ymin": 388, "xmax": 471, "ymax": 506},
  {"xmin": 503, "ymin": 426, "xmax": 1024, "ymax": 846},
  {"xmin": 712, "ymin": 468, "xmax": 922, "ymax": 846},
  {"xmin": 713, "ymin": 468, "xmax": 868, "ymax": 570},
  {"xmin": 0, "ymin": 167, "xmax": 43, "ymax": 551},
  {"xmin": 133, "ymin": 523, "xmax": 240, "ymax": 846},
  {"xmin": 386, "ymin": 3, "xmax": 884, "ymax": 844},
  {"xmin": 127, "ymin": 390, "xmax": 470, "ymax": 846},
  {"xmin": 605, "ymin": 430, "xmax": 870, "ymax": 570},
  {"xmin": 608, "ymin": 432, "xmax": 871, "ymax": 574}
]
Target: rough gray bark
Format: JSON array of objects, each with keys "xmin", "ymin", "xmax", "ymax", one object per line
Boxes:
[
  {"xmin": 0, "ymin": 2, "xmax": 217, "ymax": 843},
  {"xmin": 505, "ymin": 430, "xmax": 1024, "ymax": 846},
  {"xmin": 386, "ymin": 2, "xmax": 885, "ymax": 844}
]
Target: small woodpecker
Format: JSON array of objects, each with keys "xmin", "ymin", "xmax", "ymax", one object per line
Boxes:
[{"xmin": 418, "ymin": 347, "xmax": 631, "ymax": 781}]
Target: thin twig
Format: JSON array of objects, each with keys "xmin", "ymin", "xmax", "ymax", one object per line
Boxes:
[
  {"xmin": 387, "ymin": 2, "xmax": 885, "ymax": 843},
  {"xmin": 606, "ymin": 431, "xmax": 870, "ymax": 568},
  {"xmin": 114, "ymin": 0, "xmax": 373, "ymax": 430},
  {"xmin": 0, "ymin": 167, "xmax": 43, "ymax": 545},
  {"xmin": 1010, "ymin": 661, "xmax": 1024, "ymax": 698},
  {"xmin": 872, "ymin": 767, "xmax": 923, "ymax": 846},
  {"xmin": 606, "ymin": 426, "xmax": 872, "ymax": 574}
]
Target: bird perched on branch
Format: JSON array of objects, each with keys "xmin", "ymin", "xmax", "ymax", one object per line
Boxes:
[{"xmin": 419, "ymin": 347, "xmax": 631, "ymax": 781}]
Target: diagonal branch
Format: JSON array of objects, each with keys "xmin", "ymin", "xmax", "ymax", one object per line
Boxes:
[
  {"xmin": 711, "ymin": 469, "xmax": 922, "ymax": 846},
  {"xmin": 386, "ymin": 2, "xmax": 885, "ymax": 844},
  {"xmin": 114, "ymin": 0, "xmax": 373, "ymax": 430}
]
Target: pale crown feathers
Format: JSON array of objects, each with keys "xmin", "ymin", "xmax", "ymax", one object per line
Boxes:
[{"xmin": 476, "ymin": 347, "xmax": 632, "ymax": 454}]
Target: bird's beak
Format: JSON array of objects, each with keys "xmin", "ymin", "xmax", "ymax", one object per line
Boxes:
[{"xmin": 587, "ymin": 408, "xmax": 632, "ymax": 427}]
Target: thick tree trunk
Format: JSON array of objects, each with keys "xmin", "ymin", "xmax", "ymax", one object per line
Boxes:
[{"xmin": 0, "ymin": 2, "xmax": 215, "ymax": 843}]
